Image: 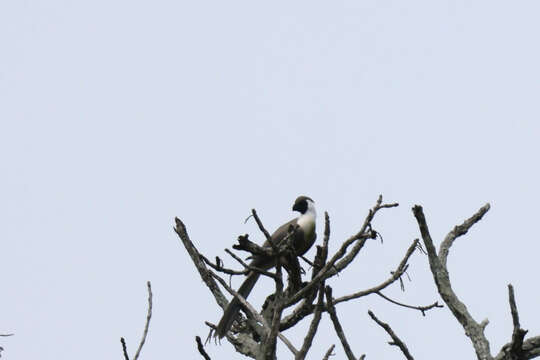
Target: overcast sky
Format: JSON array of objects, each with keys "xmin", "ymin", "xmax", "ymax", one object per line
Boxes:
[{"xmin": 1, "ymin": 1, "xmax": 539, "ymax": 359}]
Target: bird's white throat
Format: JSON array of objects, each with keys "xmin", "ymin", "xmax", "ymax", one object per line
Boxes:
[{"xmin": 297, "ymin": 202, "xmax": 316, "ymax": 231}]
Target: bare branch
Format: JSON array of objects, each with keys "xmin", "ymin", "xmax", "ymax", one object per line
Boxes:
[
  {"xmin": 279, "ymin": 300, "xmax": 316, "ymax": 332},
  {"xmin": 376, "ymin": 291, "xmax": 443, "ymax": 315},
  {"xmin": 522, "ymin": 337, "xmax": 540, "ymax": 359},
  {"xmin": 509, "ymin": 285, "xmax": 521, "ymax": 329},
  {"xmin": 223, "ymin": 331, "xmax": 260, "ymax": 359},
  {"xmin": 133, "ymin": 281, "xmax": 153, "ymax": 360},
  {"xmin": 296, "ymin": 284, "xmax": 326, "ymax": 360},
  {"xmin": 508, "ymin": 284, "xmax": 528, "ymax": 359},
  {"xmin": 368, "ymin": 310, "xmax": 414, "ymax": 360},
  {"xmin": 174, "ymin": 218, "xmax": 228, "ymax": 309},
  {"xmin": 331, "ymin": 196, "xmax": 398, "ymax": 275},
  {"xmin": 250, "ymin": 209, "xmax": 274, "ymax": 247},
  {"xmin": 196, "ymin": 336, "xmax": 211, "ymax": 360},
  {"xmin": 412, "ymin": 205, "xmax": 492, "ymax": 360},
  {"xmin": 224, "ymin": 249, "xmax": 279, "ymax": 280},
  {"xmin": 120, "ymin": 337, "xmax": 129, "ymax": 360},
  {"xmin": 495, "ymin": 336, "xmax": 540, "ymax": 360},
  {"xmin": 322, "ymin": 211, "xmax": 331, "ymax": 257},
  {"xmin": 119, "ymin": 282, "xmax": 153, "ymax": 360},
  {"xmin": 439, "ymin": 203, "xmax": 491, "ymax": 268},
  {"xmin": 200, "ymin": 254, "xmax": 247, "ymax": 276},
  {"xmin": 300, "ymin": 255, "xmax": 314, "ymax": 267},
  {"xmin": 325, "ymin": 286, "xmax": 358, "ymax": 360},
  {"xmin": 322, "ymin": 344, "xmax": 335, "ymax": 360},
  {"xmin": 209, "ymin": 269, "xmax": 269, "ymax": 335},
  {"xmin": 232, "ymin": 234, "xmax": 275, "ymax": 258},
  {"xmin": 262, "ymin": 262, "xmax": 288, "ymax": 359},
  {"xmin": 333, "ymin": 239, "xmax": 418, "ymax": 305}
]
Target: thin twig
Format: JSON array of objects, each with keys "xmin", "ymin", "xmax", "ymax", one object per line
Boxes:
[
  {"xmin": 300, "ymin": 255, "xmax": 314, "ymax": 267},
  {"xmin": 251, "ymin": 209, "xmax": 275, "ymax": 249},
  {"xmin": 319, "ymin": 211, "xmax": 331, "ymax": 274},
  {"xmin": 368, "ymin": 310, "xmax": 414, "ymax": 360},
  {"xmin": 376, "ymin": 291, "xmax": 443, "ymax": 315},
  {"xmin": 224, "ymin": 248, "xmax": 279, "ymax": 280},
  {"xmin": 196, "ymin": 336, "xmax": 211, "ymax": 360},
  {"xmin": 120, "ymin": 337, "xmax": 130, "ymax": 360},
  {"xmin": 133, "ymin": 281, "xmax": 153, "ymax": 360},
  {"xmin": 322, "ymin": 344, "xmax": 335, "ymax": 360},
  {"xmin": 200, "ymin": 254, "xmax": 247, "ymax": 275}
]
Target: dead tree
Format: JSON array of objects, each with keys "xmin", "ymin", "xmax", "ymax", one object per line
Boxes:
[{"xmin": 174, "ymin": 196, "xmax": 540, "ymax": 360}]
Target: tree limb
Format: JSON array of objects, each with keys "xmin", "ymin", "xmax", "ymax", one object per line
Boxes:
[
  {"xmin": 261, "ymin": 263, "xmax": 288, "ymax": 359},
  {"xmin": 508, "ymin": 284, "xmax": 528, "ymax": 359},
  {"xmin": 494, "ymin": 285, "xmax": 532, "ymax": 360},
  {"xmin": 296, "ymin": 283, "xmax": 326, "ymax": 359},
  {"xmin": 495, "ymin": 337, "xmax": 540, "ymax": 360},
  {"xmin": 368, "ymin": 310, "xmax": 414, "ymax": 360},
  {"xmin": 325, "ymin": 286, "xmax": 358, "ymax": 360},
  {"xmin": 412, "ymin": 204, "xmax": 492, "ymax": 360},
  {"xmin": 174, "ymin": 218, "xmax": 228, "ymax": 309}
]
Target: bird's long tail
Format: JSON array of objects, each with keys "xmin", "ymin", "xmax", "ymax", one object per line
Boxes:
[{"xmin": 215, "ymin": 272, "xmax": 260, "ymax": 338}]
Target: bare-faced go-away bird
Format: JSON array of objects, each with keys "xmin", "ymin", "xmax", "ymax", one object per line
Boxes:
[{"xmin": 215, "ymin": 196, "xmax": 317, "ymax": 339}]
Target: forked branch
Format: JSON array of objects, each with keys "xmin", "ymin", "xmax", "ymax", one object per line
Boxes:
[{"xmin": 413, "ymin": 204, "xmax": 492, "ymax": 360}]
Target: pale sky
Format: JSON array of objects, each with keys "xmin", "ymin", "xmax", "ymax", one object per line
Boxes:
[{"xmin": 1, "ymin": 1, "xmax": 539, "ymax": 359}]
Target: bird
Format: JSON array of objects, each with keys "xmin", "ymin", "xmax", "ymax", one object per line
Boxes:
[{"xmin": 215, "ymin": 195, "xmax": 317, "ymax": 339}]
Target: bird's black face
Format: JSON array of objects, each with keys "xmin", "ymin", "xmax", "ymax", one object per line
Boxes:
[{"xmin": 292, "ymin": 196, "xmax": 313, "ymax": 214}]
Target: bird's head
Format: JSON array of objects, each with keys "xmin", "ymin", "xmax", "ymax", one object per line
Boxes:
[{"xmin": 292, "ymin": 196, "xmax": 315, "ymax": 215}]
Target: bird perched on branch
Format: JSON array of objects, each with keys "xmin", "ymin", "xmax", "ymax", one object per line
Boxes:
[{"xmin": 215, "ymin": 196, "xmax": 317, "ymax": 339}]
